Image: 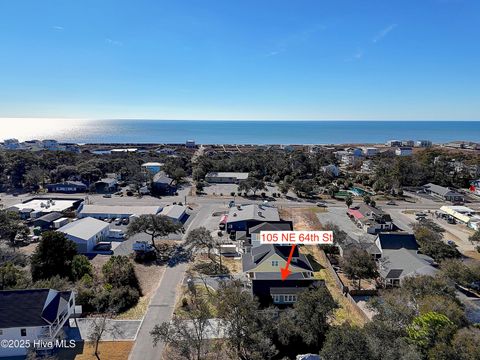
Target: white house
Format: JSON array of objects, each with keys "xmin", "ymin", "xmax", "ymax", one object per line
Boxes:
[
  {"xmin": 321, "ymin": 164, "xmax": 340, "ymax": 177},
  {"xmin": 0, "ymin": 289, "xmax": 75, "ymax": 358},
  {"xmin": 395, "ymin": 147, "xmax": 413, "ymax": 156},
  {"xmin": 415, "ymin": 140, "xmax": 432, "ymax": 148},
  {"xmin": 58, "ymin": 217, "xmax": 110, "ymax": 253},
  {"xmin": 362, "ymin": 147, "xmax": 378, "ymax": 156}
]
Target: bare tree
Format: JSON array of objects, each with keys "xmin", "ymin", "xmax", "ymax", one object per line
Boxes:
[
  {"xmin": 88, "ymin": 314, "xmax": 123, "ymax": 359},
  {"xmin": 151, "ymin": 296, "xmax": 213, "ymax": 360}
]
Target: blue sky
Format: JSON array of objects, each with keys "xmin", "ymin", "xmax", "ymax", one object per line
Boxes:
[{"xmin": 0, "ymin": 0, "xmax": 479, "ymax": 120}]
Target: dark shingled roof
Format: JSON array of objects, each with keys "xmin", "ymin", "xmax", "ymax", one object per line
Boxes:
[
  {"xmin": 35, "ymin": 212, "xmax": 63, "ymax": 223},
  {"xmin": 0, "ymin": 289, "xmax": 72, "ymax": 328},
  {"xmin": 377, "ymin": 233, "xmax": 419, "ymax": 250},
  {"xmin": 385, "ymin": 269, "xmax": 404, "ymax": 279},
  {"xmin": 248, "ymin": 221, "xmax": 293, "ymax": 234}
]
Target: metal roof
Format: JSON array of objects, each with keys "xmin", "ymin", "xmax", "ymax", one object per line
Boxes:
[
  {"xmin": 206, "ymin": 172, "xmax": 249, "ymax": 180},
  {"xmin": 58, "ymin": 217, "xmax": 109, "ymax": 240},
  {"xmin": 160, "ymin": 205, "xmax": 187, "ymax": 220}
]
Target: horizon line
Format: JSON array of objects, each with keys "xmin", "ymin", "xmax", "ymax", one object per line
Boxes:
[{"xmin": 1, "ymin": 117, "xmax": 480, "ymax": 122}]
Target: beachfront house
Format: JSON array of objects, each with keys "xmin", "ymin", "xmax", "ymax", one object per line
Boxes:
[
  {"xmin": 395, "ymin": 147, "xmax": 413, "ymax": 156},
  {"xmin": 415, "ymin": 140, "xmax": 432, "ymax": 148},
  {"xmin": 0, "ymin": 289, "xmax": 76, "ymax": 358}
]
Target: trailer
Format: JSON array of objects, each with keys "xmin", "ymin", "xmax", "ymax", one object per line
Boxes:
[{"xmin": 53, "ymin": 217, "xmax": 69, "ymax": 229}]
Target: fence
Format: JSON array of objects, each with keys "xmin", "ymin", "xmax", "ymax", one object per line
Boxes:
[{"xmin": 318, "ymin": 250, "xmax": 372, "ymax": 323}]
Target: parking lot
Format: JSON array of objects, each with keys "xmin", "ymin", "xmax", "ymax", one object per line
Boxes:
[
  {"xmin": 202, "ymin": 182, "xmax": 281, "ymax": 198},
  {"xmin": 317, "ymin": 205, "xmax": 375, "ymax": 241}
]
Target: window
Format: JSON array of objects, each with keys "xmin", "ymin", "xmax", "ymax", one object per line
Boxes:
[
  {"xmin": 271, "ymin": 260, "xmax": 279, "ymax": 267},
  {"xmin": 0, "ymin": 329, "xmax": 3, "ymax": 335},
  {"xmin": 273, "ymin": 295, "xmax": 280, "ymax": 303},
  {"xmin": 21, "ymin": 328, "xmax": 26, "ymax": 336}
]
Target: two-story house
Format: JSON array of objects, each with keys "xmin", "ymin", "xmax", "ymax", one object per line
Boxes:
[
  {"xmin": 242, "ymin": 244, "xmax": 320, "ymax": 306},
  {"xmin": 0, "ymin": 288, "xmax": 76, "ymax": 357}
]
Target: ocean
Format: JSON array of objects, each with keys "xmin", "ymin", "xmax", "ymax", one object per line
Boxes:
[{"xmin": 2, "ymin": 120, "xmax": 480, "ymax": 144}]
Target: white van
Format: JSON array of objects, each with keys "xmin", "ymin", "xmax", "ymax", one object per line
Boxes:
[{"xmin": 109, "ymin": 229, "xmax": 125, "ymax": 239}]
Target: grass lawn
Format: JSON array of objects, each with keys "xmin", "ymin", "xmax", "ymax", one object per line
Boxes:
[
  {"xmin": 174, "ymin": 284, "xmax": 218, "ymax": 319},
  {"xmin": 302, "ymin": 245, "xmax": 368, "ymax": 327}
]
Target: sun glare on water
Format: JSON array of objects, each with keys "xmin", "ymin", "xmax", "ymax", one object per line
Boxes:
[{"xmin": 0, "ymin": 118, "xmax": 90, "ymax": 142}]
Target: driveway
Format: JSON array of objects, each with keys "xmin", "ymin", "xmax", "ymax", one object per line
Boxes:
[
  {"xmin": 129, "ymin": 204, "xmax": 216, "ymax": 360},
  {"xmin": 67, "ymin": 318, "xmax": 141, "ymax": 341},
  {"xmin": 317, "ymin": 205, "xmax": 375, "ymax": 241}
]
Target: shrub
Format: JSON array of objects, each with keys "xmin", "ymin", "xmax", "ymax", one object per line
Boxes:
[
  {"xmin": 108, "ymin": 286, "xmax": 140, "ymax": 313},
  {"xmin": 230, "ymin": 192, "xmax": 235, "ymax": 196}
]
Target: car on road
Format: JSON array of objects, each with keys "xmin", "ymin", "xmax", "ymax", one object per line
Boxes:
[
  {"xmin": 316, "ymin": 202, "xmax": 327, "ymax": 207},
  {"xmin": 447, "ymin": 240, "xmax": 456, "ymax": 246},
  {"xmin": 115, "ymin": 218, "xmax": 122, "ymax": 225},
  {"xmin": 386, "ymin": 201, "xmax": 397, "ymax": 205},
  {"xmin": 103, "ymin": 194, "xmax": 112, "ymax": 198},
  {"xmin": 122, "ymin": 218, "xmax": 129, "ymax": 225}
]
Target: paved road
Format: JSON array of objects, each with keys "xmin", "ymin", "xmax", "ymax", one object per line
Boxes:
[{"xmin": 129, "ymin": 204, "xmax": 216, "ymax": 360}]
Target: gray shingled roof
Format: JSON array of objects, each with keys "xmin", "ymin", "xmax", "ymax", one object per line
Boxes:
[
  {"xmin": 379, "ymin": 248, "xmax": 437, "ymax": 279},
  {"xmin": 242, "ymin": 244, "xmax": 313, "ymax": 273},
  {"xmin": 228, "ymin": 204, "xmax": 280, "ymax": 223},
  {"xmin": 423, "ymin": 183, "xmax": 462, "ymax": 197}
]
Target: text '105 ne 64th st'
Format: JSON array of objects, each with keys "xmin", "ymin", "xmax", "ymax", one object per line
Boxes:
[{"xmin": 259, "ymin": 231, "xmax": 333, "ymax": 245}]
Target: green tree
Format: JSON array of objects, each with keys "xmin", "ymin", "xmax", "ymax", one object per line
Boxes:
[
  {"xmin": 341, "ymin": 248, "xmax": 378, "ymax": 290},
  {"xmin": 30, "ymin": 231, "xmax": 77, "ymax": 281},
  {"xmin": 151, "ymin": 295, "xmax": 213, "ymax": 360},
  {"xmin": 290, "ymin": 285, "xmax": 337, "ymax": 348},
  {"xmin": 345, "ymin": 194, "xmax": 353, "ymax": 208},
  {"xmin": 172, "ymin": 168, "xmax": 187, "ymax": 183},
  {"xmin": 185, "ymin": 227, "xmax": 218, "ymax": 264},
  {"xmin": 126, "ymin": 214, "xmax": 183, "ymax": 251},
  {"xmin": 468, "ymin": 229, "xmax": 480, "ymax": 245},
  {"xmin": 451, "ymin": 327, "xmax": 480, "ymax": 360},
  {"xmin": 320, "ymin": 324, "xmax": 373, "ymax": 360},
  {"xmin": 322, "ymin": 222, "xmax": 348, "ymax": 246},
  {"xmin": 0, "ymin": 210, "xmax": 30, "ymax": 249},
  {"xmin": 71, "ymin": 255, "xmax": 93, "ymax": 281},
  {"xmin": 216, "ymin": 281, "xmax": 277, "ymax": 360},
  {"xmin": 406, "ymin": 312, "xmax": 456, "ymax": 353},
  {"xmin": 0, "ymin": 262, "xmax": 28, "ymax": 290},
  {"xmin": 102, "ymin": 255, "xmax": 139, "ymax": 289}
]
